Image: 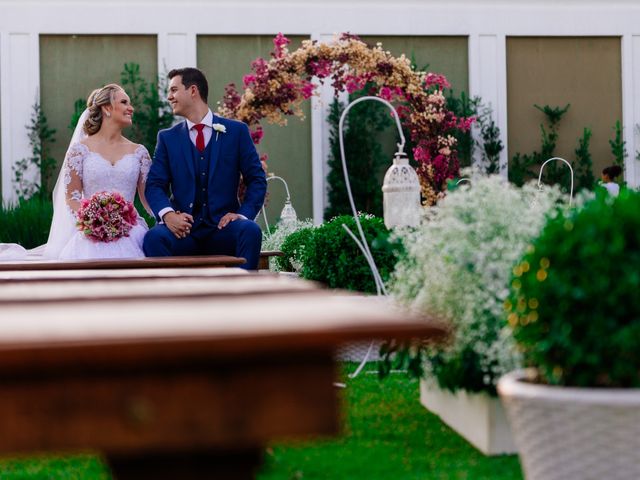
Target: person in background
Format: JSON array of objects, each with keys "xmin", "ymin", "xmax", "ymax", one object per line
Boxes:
[{"xmin": 601, "ymin": 165, "xmax": 623, "ymax": 197}]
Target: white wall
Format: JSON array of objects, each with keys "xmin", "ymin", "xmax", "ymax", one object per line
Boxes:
[{"xmin": 2, "ymin": 0, "xmax": 640, "ymax": 208}]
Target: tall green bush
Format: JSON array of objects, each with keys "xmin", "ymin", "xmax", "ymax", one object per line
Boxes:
[
  {"xmin": 12, "ymin": 101, "xmax": 57, "ymax": 200},
  {"xmin": 446, "ymin": 91, "xmax": 479, "ymax": 168},
  {"xmin": 509, "ymin": 104, "xmax": 571, "ymax": 189},
  {"xmin": 475, "ymin": 103, "xmax": 504, "ymax": 174},
  {"xmin": 609, "ymin": 120, "xmax": 627, "ymax": 171},
  {"xmin": 572, "ymin": 128, "xmax": 595, "ymax": 190}
]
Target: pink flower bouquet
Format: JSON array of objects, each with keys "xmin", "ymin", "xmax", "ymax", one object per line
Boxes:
[{"xmin": 76, "ymin": 191, "xmax": 138, "ymax": 243}]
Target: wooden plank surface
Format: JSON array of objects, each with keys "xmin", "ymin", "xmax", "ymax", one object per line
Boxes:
[
  {"xmin": 0, "ymin": 267, "xmax": 249, "ymax": 282},
  {"xmin": 0, "ymin": 271, "xmax": 446, "ymax": 478},
  {"xmin": 0, "ymin": 273, "xmax": 441, "ymax": 337},
  {"xmin": 0, "ymin": 255, "xmax": 245, "ymax": 271}
]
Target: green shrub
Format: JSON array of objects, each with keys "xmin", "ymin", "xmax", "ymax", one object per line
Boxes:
[
  {"xmin": 262, "ymin": 218, "xmax": 314, "ymax": 271},
  {"xmin": 278, "ymin": 226, "xmax": 316, "ymax": 272},
  {"xmin": 0, "ymin": 197, "xmax": 53, "ymax": 248},
  {"xmin": 298, "ymin": 215, "xmax": 401, "ymax": 293},
  {"xmin": 507, "ymin": 189, "xmax": 640, "ymax": 387}
]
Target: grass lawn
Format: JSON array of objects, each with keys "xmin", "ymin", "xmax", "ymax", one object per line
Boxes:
[
  {"xmin": 0, "ymin": 363, "xmax": 522, "ymax": 479},
  {"xmin": 258, "ymin": 363, "xmax": 522, "ymax": 479}
]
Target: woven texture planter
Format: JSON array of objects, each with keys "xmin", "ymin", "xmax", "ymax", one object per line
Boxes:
[{"xmin": 498, "ymin": 369, "xmax": 640, "ymax": 480}]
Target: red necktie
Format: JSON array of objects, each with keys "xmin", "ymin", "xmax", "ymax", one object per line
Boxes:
[{"xmin": 193, "ymin": 124, "xmax": 206, "ymax": 152}]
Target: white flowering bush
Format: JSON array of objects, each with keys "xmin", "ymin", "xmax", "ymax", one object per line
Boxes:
[
  {"xmin": 262, "ymin": 218, "xmax": 314, "ymax": 271},
  {"xmin": 389, "ymin": 172, "xmax": 565, "ymax": 395}
]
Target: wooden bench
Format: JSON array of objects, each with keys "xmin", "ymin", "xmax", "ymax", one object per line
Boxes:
[
  {"xmin": 258, "ymin": 250, "xmax": 284, "ymax": 270},
  {"xmin": 0, "ymin": 272, "xmax": 446, "ymax": 479},
  {"xmin": 0, "ymin": 251, "xmax": 283, "ymax": 272},
  {"xmin": 0, "ymin": 255, "xmax": 245, "ymax": 271}
]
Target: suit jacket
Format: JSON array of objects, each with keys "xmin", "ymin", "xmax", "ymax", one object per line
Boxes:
[{"xmin": 145, "ymin": 115, "xmax": 267, "ymax": 224}]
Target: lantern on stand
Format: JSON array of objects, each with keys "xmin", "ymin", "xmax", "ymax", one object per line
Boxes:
[
  {"xmin": 260, "ymin": 174, "xmax": 298, "ymax": 234},
  {"xmin": 338, "ymin": 95, "xmax": 422, "ymax": 296},
  {"xmin": 338, "ymin": 95, "xmax": 422, "ymax": 378},
  {"xmin": 381, "ymin": 148, "xmax": 422, "ymax": 229}
]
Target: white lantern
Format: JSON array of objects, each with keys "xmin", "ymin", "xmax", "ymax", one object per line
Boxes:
[
  {"xmin": 260, "ymin": 175, "xmax": 298, "ymax": 233},
  {"xmin": 279, "ymin": 199, "xmax": 298, "ymax": 227},
  {"xmin": 381, "ymin": 151, "xmax": 422, "ymax": 229}
]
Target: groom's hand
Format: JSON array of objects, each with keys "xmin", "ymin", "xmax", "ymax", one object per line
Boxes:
[
  {"xmin": 163, "ymin": 211, "xmax": 193, "ymax": 239},
  {"xmin": 218, "ymin": 212, "xmax": 242, "ymax": 229}
]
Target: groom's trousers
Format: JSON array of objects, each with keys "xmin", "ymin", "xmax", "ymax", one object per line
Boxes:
[{"xmin": 143, "ymin": 219, "xmax": 262, "ymax": 270}]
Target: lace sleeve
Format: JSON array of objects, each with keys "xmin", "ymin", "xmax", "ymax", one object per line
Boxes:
[
  {"xmin": 64, "ymin": 143, "xmax": 86, "ymax": 212},
  {"xmin": 138, "ymin": 145, "xmax": 152, "ymax": 184},
  {"xmin": 137, "ymin": 145, "xmax": 153, "ymax": 217}
]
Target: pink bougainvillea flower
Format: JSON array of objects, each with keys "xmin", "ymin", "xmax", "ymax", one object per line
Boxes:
[
  {"xmin": 378, "ymin": 86, "xmax": 394, "ymax": 101},
  {"xmin": 243, "ymin": 74, "xmax": 257, "ymax": 88},
  {"xmin": 218, "ymin": 33, "xmax": 472, "ymax": 204},
  {"xmin": 251, "ymin": 126, "xmax": 264, "ymax": 145},
  {"xmin": 300, "ymin": 80, "xmax": 315, "ymax": 99},
  {"xmin": 344, "ymin": 74, "xmax": 367, "ymax": 94},
  {"xmin": 424, "ymin": 73, "xmax": 451, "ymax": 90},
  {"xmin": 273, "ymin": 33, "xmax": 291, "ymax": 58}
]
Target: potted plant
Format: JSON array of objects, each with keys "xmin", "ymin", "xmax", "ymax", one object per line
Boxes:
[
  {"xmin": 389, "ymin": 172, "xmax": 564, "ymax": 454},
  {"xmin": 499, "ymin": 189, "xmax": 640, "ymax": 478}
]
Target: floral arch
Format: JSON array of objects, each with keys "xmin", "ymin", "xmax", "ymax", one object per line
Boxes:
[{"xmin": 218, "ymin": 33, "xmax": 473, "ymax": 205}]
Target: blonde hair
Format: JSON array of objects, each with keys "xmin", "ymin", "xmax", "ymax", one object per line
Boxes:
[{"xmin": 83, "ymin": 83, "xmax": 123, "ymax": 135}]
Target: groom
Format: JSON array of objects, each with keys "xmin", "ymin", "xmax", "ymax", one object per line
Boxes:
[{"xmin": 143, "ymin": 67, "xmax": 267, "ymax": 269}]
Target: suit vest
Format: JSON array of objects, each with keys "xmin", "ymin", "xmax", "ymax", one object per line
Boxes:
[{"xmin": 190, "ymin": 137, "xmax": 214, "ymax": 226}]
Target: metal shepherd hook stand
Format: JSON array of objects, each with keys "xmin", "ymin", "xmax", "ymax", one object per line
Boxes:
[
  {"xmin": 537, "ymin": 157, "xmax": 574, "ymax": 206},
  {"xmin": 338, "ymin": 96, "xmax": 421, "ymax": 378}
]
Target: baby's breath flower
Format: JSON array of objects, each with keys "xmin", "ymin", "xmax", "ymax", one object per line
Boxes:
[{"xmin": 389, "ymin": 171, "xmax": 566, "ymax": 393}]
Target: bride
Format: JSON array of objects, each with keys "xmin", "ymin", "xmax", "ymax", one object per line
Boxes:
[{"xmin": 1, "ymin": 83, "xmax": 152, "ymax": 260}]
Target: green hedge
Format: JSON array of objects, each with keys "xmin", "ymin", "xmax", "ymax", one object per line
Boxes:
[
  {"xmin": 280, "ymin": 215, "xmax": 402, "ymax": 293},
  {"xmin": 0, "ymin": 197, "xmax": 53, "ymax": 248}
]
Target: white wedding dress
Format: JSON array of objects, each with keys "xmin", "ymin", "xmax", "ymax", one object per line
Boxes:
[
  {"xmin": 0, "ymin": 109, "xmax": 152, "ymax": 262},
  {"xmin": 56, "ymin": 142, "xmax": 151, "ymax": 260}
]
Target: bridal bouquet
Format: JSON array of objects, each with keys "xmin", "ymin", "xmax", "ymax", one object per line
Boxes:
[{"xmin": 76, "ymin": 191, "xmax": 137, "ymax": 243}]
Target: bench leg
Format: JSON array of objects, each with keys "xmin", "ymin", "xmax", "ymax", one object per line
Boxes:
[{"xmin": 107, "ymin": 448, "xmax": 263, "ymax": 480}]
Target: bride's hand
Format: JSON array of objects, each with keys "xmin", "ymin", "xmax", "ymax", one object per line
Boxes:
[{"xmin": 163, "ymin": 211, "xmax": 193, "ymax": 239}]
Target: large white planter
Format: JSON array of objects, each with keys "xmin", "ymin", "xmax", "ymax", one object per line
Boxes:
[
  {"xmin": 498, "ymin": 369, "xmax": 640, "ymax": 480},
  {"xmin": 419, "ymin": 379, "xmax": 517, "ymax": 455}
]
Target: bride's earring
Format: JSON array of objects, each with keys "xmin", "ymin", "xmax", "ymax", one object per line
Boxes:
[{"xmin": 106, "ymin": 111, "xmax": 111, "ymax": 117}]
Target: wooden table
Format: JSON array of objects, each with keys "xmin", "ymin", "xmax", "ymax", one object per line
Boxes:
[{"xmin": 0, "ymin": 272, "xmax": 446, "ymax": 479}]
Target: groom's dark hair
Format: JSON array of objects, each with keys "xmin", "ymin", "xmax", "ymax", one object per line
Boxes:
[{"xmin": 169, "ymin": 67, "xmax": 209, "ymax": 103}]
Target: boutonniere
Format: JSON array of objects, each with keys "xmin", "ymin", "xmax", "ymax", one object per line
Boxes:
[{"xmin": 212, "ymin": 123, "xmax": 227, "ymax": 141}]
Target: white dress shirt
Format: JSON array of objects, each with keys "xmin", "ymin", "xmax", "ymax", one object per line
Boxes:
[{"xmin": 186, "ymin": 109, "xmax": 214, "ymax": 149}]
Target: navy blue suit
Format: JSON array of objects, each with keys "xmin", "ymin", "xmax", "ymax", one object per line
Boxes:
[{"xmin": 143, "ymin": 115, "xmax": 267, "ymax": 269}]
